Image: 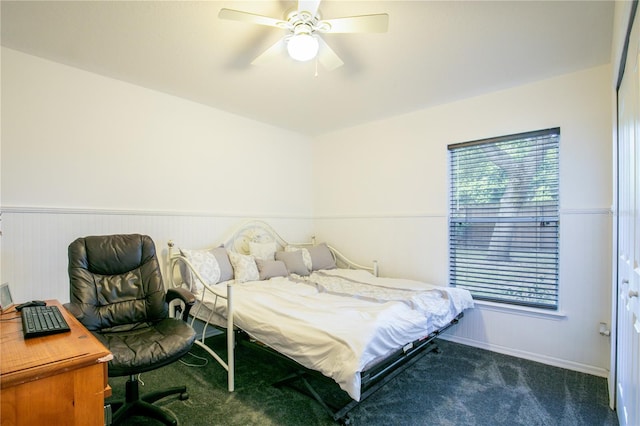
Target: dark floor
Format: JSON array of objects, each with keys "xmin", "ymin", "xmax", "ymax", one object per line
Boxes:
[{"xmin": 111, "ymin": 338, "xmax": 618, "ymax": 426}]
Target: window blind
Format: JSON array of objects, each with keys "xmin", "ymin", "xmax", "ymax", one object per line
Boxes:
[{"xmin": 448, "ymin": 128, "xmax": 560, "ymax": 309}]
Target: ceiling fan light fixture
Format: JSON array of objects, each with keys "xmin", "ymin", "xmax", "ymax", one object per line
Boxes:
[
  {"xmin": 287, "ymin": 33, "xmax": 319, "ymax": 62},
  {"xmin": 219, "ymin": 2, "xmax": 390, "ymax": 70}
]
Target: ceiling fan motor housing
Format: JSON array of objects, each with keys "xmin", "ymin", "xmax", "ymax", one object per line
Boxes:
[{"xmin": 286, "ymin": 10, "xmax": 331, "ymax": 34}]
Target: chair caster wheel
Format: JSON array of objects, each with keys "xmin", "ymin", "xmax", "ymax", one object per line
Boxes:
[{"xmin": 179, "ymin": 392, "xmax": 189, "ymax": 401}]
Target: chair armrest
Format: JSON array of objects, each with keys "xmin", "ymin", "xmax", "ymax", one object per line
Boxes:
[
  {"xmin": 166, "ymin": 287, "xmax": 196, "ymax": 320},
  {"xmin": 63, "ymin": 302, "xmax": 84, "ymax": 321}
]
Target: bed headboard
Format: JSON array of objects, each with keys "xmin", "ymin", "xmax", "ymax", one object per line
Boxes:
[
  {"xmin": 221, "ymin": 220, "xmax": 290, "ymax": 255},
  {"xmin": 168, "ymin": 220, "xmax": 378, "ymax": 278}
]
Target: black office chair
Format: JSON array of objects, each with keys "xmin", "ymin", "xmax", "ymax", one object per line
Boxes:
[{"xmin": 66, "ymin": 234, "xmax": 196, "ymax": 426}]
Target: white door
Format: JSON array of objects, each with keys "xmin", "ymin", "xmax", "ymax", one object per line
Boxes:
[{"xmin": 616, "ymin": 9, "xmax": 640, "ymax": 426}]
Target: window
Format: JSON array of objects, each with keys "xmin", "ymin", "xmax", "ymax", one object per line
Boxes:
[{"xmin": 448, "ymin": 128, "xmax": 560, "ymax": 309}]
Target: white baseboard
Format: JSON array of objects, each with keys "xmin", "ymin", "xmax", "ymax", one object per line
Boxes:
[{"xmin": 439, "ymin": 334, "xmax": 609, "ymax": 378}]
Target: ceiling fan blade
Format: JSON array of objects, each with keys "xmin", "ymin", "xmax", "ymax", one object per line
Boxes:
[
  {"xmin": 317, "ymin": 37, "xmax": 344, "ymax": 71},
  {"xmin": 218, "ymin": 8, "xmax": 286, "ymax": 29},
  {"xmin": 321, "ymin": 13, "xmax": 389, "ymax": 33},
  {"xmin": 251, "ymin": 38, "xmax": 287, "ymax": 65},
  {"xmin": 298, "ymin": 0, "xmax": 321, "ymax": 16}
]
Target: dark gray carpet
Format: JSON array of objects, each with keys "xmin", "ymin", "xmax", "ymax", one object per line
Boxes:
[{"xmin": 112, "ymin": 337, "xmax": 618, "ymax": 426}]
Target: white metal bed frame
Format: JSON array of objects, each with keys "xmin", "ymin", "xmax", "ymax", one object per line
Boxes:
[
  {"xmin": 166, "ymin": 220, "xmax": 378, "ymax": 394},
  {"xmin": 167, "ymin": 220, "xmax": 469, "ymax": 424}
]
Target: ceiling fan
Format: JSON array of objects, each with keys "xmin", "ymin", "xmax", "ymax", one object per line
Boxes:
[{"xmin": 218, "ymin": 0, "xmax": 389, "ymax": 71}]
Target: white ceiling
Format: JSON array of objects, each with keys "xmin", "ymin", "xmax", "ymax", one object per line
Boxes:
[{"xmin": 1, "ymin": 1, "xmax": 614, "ymax": 137}]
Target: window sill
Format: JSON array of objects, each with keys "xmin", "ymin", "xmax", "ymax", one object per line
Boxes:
[{"xmin": 474, "ymin": 300, "xmax": 567, "ymax": 320}]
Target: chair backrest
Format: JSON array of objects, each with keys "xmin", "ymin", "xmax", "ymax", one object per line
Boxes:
[{"xmin": 68, "ymin": 234, "xmax": 168, "ymax": 332}]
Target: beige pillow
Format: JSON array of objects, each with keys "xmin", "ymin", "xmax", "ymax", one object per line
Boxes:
[
  {"xmin": 180, "ymin": 248, "xmax": 221, "ymax": 294},
  {"xmin": 228, "ymin": 251, "xmax": 259, "ymax": 283},
  {"xmin": 249, "ymin": 241, "xmax": 277, "ymax": 260}
]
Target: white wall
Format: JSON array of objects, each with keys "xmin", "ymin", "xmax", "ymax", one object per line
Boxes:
[
  {"xmin": 312, "ymin": 65, "xmax": 613, "ymax": 376},
  {"xmin": 2, "ymin": 48, "xmax": 312, "ymax": 215},
  {"xmin": 1, "ymin": 46, "xmax": 615, "ymax": 378},
  {"xmin": 1, "ymin": 47, "xmax": 314, "ymax": 303}
]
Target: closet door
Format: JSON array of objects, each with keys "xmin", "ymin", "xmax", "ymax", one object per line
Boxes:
[{"xmin": 616, "ymin": 8, "xmax": 640, "ymax": 426}]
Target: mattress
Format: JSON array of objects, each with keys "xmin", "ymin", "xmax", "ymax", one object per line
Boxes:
[{"xmin": 198, "ymin": 268, "xmax": 474, "ymax": 400}]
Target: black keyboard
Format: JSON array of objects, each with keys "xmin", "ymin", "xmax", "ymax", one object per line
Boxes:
[{"xmin": 21, "ymin": 305, "xmax": 71, "ymax": 338}]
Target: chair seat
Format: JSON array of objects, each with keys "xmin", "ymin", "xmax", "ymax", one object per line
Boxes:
[{"xmin": 97, "ymin": 318, "xmax": 196, "ymax": 377}]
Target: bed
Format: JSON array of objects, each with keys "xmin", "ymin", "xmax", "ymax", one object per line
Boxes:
[{"xmin": 167, "ymin": 220, "xmax": 473, "ymax": 423}]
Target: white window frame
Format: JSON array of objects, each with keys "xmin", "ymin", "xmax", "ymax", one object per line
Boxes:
[{"xmin": 448, "ymin": 128, "xmax": 560, "ymax": 310}]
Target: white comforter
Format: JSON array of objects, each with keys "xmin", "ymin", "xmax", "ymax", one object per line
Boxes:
[{"xmin": 202, "ymin": 269, "xmax": 473, "ymax": 401}]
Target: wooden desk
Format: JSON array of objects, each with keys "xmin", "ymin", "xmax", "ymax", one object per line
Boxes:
[{"xmin": 1, "ymin": 300, "xmax": 111, "ymax": 426}]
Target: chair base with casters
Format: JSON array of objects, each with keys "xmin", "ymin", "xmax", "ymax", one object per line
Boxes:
[{"xmin": 107, "ymin": 374, "xmax": 189, "ymax": 426}]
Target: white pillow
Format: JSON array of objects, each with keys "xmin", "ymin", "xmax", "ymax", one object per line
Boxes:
[
  {"xmin": 249, "ymin": 241, "xmax": 277, "ymax": 260},
  {"xmin": 180, "ymin": 248, "xmax": 221, "ymax": 294},
  {"xmin": 285, "ymin": 245, "xmax": 312, "ymax": 271},
  {"xmin": 228, "ymin": 251, "xmax": 259, "ymax": 283}
]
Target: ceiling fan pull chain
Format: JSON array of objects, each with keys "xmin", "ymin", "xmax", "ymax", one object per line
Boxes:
[{"xmin": 315, "ymin": 56, "xmax": 319, "ymax": 77}]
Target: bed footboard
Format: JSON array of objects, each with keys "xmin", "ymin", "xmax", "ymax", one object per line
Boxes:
[{"xmin": 319, "ymin": 241, "xmax": 379, "ymax": 277}]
